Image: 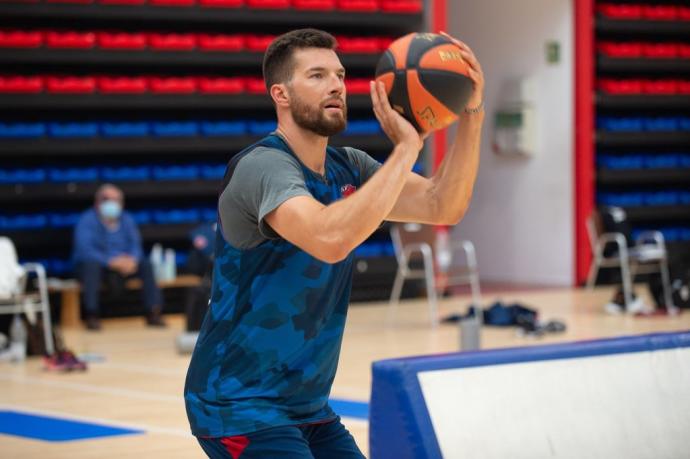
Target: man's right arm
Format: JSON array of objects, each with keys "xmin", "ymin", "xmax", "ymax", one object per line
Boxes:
[{"xmin": 265, "ymin": 141, "xmax": 419, "ymax": 263}]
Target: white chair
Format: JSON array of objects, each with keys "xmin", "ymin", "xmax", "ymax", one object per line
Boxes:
[
  {"xmin": 0, "ymin": 237, "xmax": 54, "ymax": 354},
  {"xmin": 389, "ymin": 223, "xmax": 481, "ymax": 326},
  {"xmin": 585, "ymin": 209, "xmax": 678, "ymax": 315}
]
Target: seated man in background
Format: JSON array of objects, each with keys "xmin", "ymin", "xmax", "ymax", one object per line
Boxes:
[{"xmin": 72, "ymin": 183, "xmax": 165, "ymax": 330}]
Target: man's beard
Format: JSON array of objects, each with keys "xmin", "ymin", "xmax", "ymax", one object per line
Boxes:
[{"xmin": 289, "ymin": 90, "xmax": 347, "ymax": 137}]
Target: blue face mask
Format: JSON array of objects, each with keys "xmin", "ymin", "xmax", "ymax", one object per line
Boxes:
[{"xmin": 99, "ymin": 200, "xmax": 122, "ymax": 220}]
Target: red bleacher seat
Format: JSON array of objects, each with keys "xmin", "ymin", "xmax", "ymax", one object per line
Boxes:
[
  {"xmin": 680, "ymin": 7, "xmax": 690, "ymax": 21},
  {"xmin": 98, "ymin": 76, "xmax": 148, "ymax": 94},
  {"xmin": 148, "ymin": 76, "xmax": 197, "ymax": 93},
  {"xmin": 149, "ymin": 0, "xmax": 196, "ymax": 5},
  {"xmin": 345, "ymin": 78, "xmax": 371, "ymax": 94},
  {"xmin": 0, "ymin": 30, "xmax": 43, "ymax": 48},
  {"xmin": 198, "ymin": 0, "xmax": 244, "ymax": 7},
  {"xmin": 380, "ymin": 0, "xmax": 422, "ymax": 13},
  {"xmin": 148, "ymin": 33, "xmax": 196, "ymax": 51},
  {"xmin": 292, "ymin": 0, "xmax": 335, "ymax": 10},
  {"xmin": 642, "ymin": 80, "xmax": 678, "ymax": 94},
  {"xmin": 246, "ymin": 0, "xmax": 289, "ymax": 8},
  {"xmin": 679, "ymin": 81, "xmax": 690, "ymax": 94},
  {"xmin": 337, "ymin": 36, "xmax": 380, "ymax": 53},
  {"xmin": 596, "ymin": 4, "xmax": 642, "ymax": 20},
  {"xmin": 46, "ymin": 31, "xmax": 96, "ymax": 49},
  {"xmin": 198, "ymin": 77, "xmax": 244, "ymax": 94},
  {"xmin": 336, "ymin": 0, "xmax": 377, "ymax": 12},
  {"xmin": 597, "ymin": 79, "xmax": 643, "ymax": 94},
  {"xmin": 679, "ymin": 43, "xmax": 690, "ymax": 59},
  {"xmin": 46, "ymin": 0, "xmax": 94, "ymax": 3},
  {"xmin": 98, "ymin": 0, "xmax": 146, "ymax": 4},
  {"xmin": 97, "ymin": 32, "xmax": 147, "ymax": 50},
  {"xmin": 45, "ymin": 76, "xmax": 97, "ymax": 94},
  {"xmin": 245, "ymin": 35, "xmax": 275, "ymax": 52},
  {"xmin": 642, "ymin": 5, "xmax": 677, "ymax": 21},
  {"xmin": 198, "ymin": 34, "xmax": 244, "ymax": 52},
  {"xmin": 642, "ymin": 43, "xmax": 678, "ymax": 59},
  {"xmin": 597, "ymin": 41, "xmax": 642, "ymax": 58},
  {"xmin": 378, "ymin": 36, "xmax": 395, "ymax": 50},
  {"xmin": 244, "ymin": 77, "xmax": 266, "ymax": 94},
  {"xmin": 0, "ymin": 76, "xmax": 43, "ymax": 93}
]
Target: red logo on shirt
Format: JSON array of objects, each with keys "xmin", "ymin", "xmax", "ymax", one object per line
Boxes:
[{"xmin": 341, "ymin": 184, "xmax": 356, "ymax": 197}]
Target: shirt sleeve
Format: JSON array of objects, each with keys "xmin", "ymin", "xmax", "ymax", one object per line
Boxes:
[
  {"xmin": 73, "ymin": 211, "xmax": 109, "ymax": 266},
  {"xmin": 344, "ymin": 147, "xmax": 382, "ymax": 185},
  {"xmin": 218, "ymin": 147, "xmax": 312, "ymax": 249}
]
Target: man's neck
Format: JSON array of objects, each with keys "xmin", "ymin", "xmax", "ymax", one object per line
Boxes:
[{"xmin": 275, "ymin": 121, "xmax": 328, "ymax": 175}]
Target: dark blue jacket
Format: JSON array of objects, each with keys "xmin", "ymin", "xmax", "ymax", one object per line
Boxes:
[{"xmin": 72, "ymin": 208, "xmax": 143, "ymax": 266}]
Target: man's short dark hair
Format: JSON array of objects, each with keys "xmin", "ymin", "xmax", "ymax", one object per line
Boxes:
[{"xmin": 262, "ymin": 29, "xmax": 337, "ymax": 92}]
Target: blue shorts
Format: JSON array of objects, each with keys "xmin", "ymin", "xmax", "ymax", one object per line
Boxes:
[{"xmin": 197, "ymin": 417, "xmax": 365, "ymax": 459}]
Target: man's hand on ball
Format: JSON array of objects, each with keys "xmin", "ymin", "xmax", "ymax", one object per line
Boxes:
[
  {"xmin": 440, "ymin": 31, "xmax": 484, "ymax": 111},
  {"xmin": 370, "ymin": 80, "xmax": 424, "ymax": 152}
]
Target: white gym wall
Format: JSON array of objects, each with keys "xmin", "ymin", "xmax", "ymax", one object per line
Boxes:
[{"xmin": 447, "ymin": 0, "xmax": 575, "ymax": 286}]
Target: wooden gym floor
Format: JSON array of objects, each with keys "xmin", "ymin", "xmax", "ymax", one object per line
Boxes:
[{"xmin": 2, "ymin": 285, "xmax": 689, "ymax": 458}]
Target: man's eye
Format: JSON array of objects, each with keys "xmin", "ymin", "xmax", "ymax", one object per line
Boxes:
[{"xmin": 311, "ymin": 74, "xmax": 323, "ymax": 79}]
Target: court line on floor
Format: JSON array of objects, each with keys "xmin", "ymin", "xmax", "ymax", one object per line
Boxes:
[
  {"xmin": 0, "ymin": 373, "xmax": 370, "ymax": 422},
  {"xmin": 0, "ymin": 403, "xmax": 192, "ymax": 438}
]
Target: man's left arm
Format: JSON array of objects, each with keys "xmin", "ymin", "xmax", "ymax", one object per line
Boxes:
[{"xmin": 386, "ymin": 33, "xmax": 484, "ymax": 226}]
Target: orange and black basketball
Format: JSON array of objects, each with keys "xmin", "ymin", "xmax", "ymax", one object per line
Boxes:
[{"xmin": 375, "ymin": 32, "xmax": 473, "ymax": 133}]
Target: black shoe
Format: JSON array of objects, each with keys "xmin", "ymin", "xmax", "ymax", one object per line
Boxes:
[
  {"xmin": 85, "ymin": 316, "xmax": 101, "ymax": 331},
  {"xmin": 146, "ymin": 308, "xmax": 167, "ymax": 328}
]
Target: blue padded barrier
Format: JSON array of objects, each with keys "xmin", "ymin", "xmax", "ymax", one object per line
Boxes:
[{"xmin": 369, "ymin": 331, "xmax": 690, "ymax": 459}]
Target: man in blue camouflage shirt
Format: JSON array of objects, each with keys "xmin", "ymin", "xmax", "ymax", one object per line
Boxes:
[{"xmin": 184, "ymin": 28, "xmax": 485, "ymax": 458}]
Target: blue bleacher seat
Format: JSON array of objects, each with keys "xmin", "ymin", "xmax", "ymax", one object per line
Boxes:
[
  {"xmin": 153, "ymin": 208, "xmax": 200, "ymax": 224},
  {"xmin": 200, "ymin": 121, "xmax": 247, "ymax": 137},
  {"xmin": 129, "ymin": 209, "xmax": 152, "ymax": 225},
  {"xmin": 151, "ymin": 121, "xmax": 199, "ymax": 137},
  {"xmin": 343, "ymin": 120, "xmax": 382, "ymax": 136},
  {"xmin": 200, "ymin": 164, "xmax": 226, "ymax": 180},
  {"xmin": 644, "ymin": 117, "xmax": 678, "ymax": 132},
  {"xmin": 48, "ymin": 122, "xmax": 99, "ymax": 138},
  {"xmin": 0, "ymin": 168, "xmax": 46, "ymax": 184},
  {"xmin": 644, "ymin": 191, "xmax": 678, "ymax": 206},
  {"xmin": 0, "ymin": 122, "xmax": 46, "ymax": 138},
  {"xmin": 152, "ymin": 165, "xmax": 200, "ymax": 181},
  {"xmin": 597, "ymin": 117, "xmax": 643, "ymax": 132},
  {"xmin": 643, "ymin": 154, "xmax": 678, "ymax": 169},
  {"xmin": 48, "ymin": 167, "xmax": 99, "ymax": 183},
  {"xmin": 100, "ymin": 121, "xmax": 150, "ymax": 138},
  {"xmin": 101, "ymin": 166, "xmax": 150, "ymax": 182},
  {"xmin": 248, "ymin": 121, "xmax": 277, "ymax": 135},
  {"xmin": 48, "ymin": 212, "xmax": 81, "ymax": 228},
  {"xmin": 0, "ymin": 214, "xmax": 47, "ymax": 230}
]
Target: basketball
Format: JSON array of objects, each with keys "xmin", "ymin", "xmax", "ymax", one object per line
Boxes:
[{"xmin": 375, "ymin": 32, "xmax": 474, "ymax": 133}]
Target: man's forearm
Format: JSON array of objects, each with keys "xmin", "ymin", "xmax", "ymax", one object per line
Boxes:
[
  {"xmin": 318, "ymin": 142, "xmax": 418, "ymax": 252},
  {"xmin": 430, "ymin": 111, "xmax": 484, "ymax": 224}
]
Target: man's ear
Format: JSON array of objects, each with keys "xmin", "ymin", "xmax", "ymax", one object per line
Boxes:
[{"xmin": 270, "ymin": 83, "xmax": 290, "ymax": 108}]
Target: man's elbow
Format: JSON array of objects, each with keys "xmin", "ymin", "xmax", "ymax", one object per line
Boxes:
[
  {"xmin": 436, "ymin": 202, "xmax": 470, "ymax": 226},
  {"xmin": 312, "ymin": 234, "xmax": 353, "ymax": 264}
]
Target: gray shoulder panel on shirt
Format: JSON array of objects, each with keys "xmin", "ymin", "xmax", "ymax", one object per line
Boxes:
[{"xmin": 218, "ymin": 146, "xmax": 310, "ymax": 250}]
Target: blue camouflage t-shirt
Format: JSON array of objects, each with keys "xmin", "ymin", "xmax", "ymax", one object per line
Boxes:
[{"xmin": 184, "ymin": 133, "xmax": 380, "ymax": 437}]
